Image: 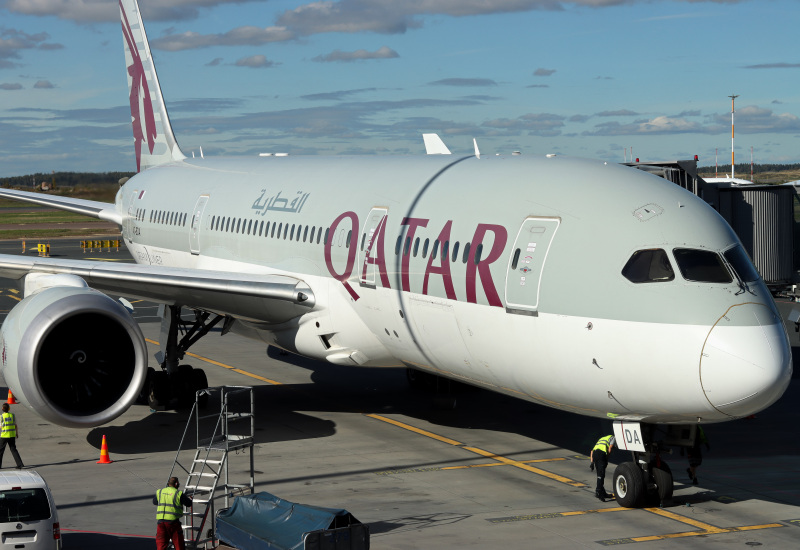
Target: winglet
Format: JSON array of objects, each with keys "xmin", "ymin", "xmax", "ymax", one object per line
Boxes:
[
  {"xmin": 120, "ymin": 0, "xmax": 185, "ymax": 172},
  {"xmin": 423, "ymin": 133, "xmax": 452, "ymax": 155},
  {"xmin": 473, "ymin": 138, "xmax": 481, "ymax": 160}
]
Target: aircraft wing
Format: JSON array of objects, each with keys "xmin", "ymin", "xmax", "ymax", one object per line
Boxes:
[
  {"xmin": 0, "ymin": 255, "xmax": 315, "ymax": 324},
  {"xmin": 0, "ymin": 188, "xmax": 122, "ymax": 225}
]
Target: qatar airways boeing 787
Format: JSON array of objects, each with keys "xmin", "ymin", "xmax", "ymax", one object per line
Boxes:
[{"xmin": 0, "ymin": 0, "xmax": 791, "ymax": 507}]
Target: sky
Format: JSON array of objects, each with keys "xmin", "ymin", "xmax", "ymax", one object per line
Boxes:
[{"xmin": 1, "ymin": 0, "xmax": 799, "ymax": 177}]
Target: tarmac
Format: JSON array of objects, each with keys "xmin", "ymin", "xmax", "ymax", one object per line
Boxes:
[{"xmin": 0, "ymin": 237, "xmax": 798, "ymax": 549}]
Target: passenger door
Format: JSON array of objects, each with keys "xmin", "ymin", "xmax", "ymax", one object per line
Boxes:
[
  {"xmin": 504, "ymin": 217, "xmax": 560, "ymax": 314},
  {"xmin": 189, "ymin": 195, "xmax": 209, "ymax": 255}
]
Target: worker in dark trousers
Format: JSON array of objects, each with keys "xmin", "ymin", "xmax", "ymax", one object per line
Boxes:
[
  {"xmin": 686, "ymin": 426, "xmax": 709, "ymax": 485},
  {"xmin": 590, "ymin": 435, "xmax": 616, "ymax": 501},
  {"xmin": 154, "ymin": 477, "xmax": 193, "ymax": 550}
]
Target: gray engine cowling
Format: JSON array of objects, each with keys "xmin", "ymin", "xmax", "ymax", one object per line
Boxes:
[{"xmin": 0, "ymin": 283, "xmax": 148, "ymax": 428}]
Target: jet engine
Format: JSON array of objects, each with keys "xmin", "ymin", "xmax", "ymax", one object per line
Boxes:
[{"xmin": 0, "ymin": 279, "xmax": 147, "ymax": 428}]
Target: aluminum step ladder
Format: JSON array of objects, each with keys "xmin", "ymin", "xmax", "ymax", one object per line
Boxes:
[{"xmin": 169, "ymin": 386, "xmax": 255, "ymax": 549}]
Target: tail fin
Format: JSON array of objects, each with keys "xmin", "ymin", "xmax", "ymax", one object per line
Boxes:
[{"xmin": 120, "ymin": 0, "xmax": 185, "ymax": 172}]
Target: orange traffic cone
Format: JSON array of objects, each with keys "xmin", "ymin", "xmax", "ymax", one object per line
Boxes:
[
  {"xmin": 96, "ymin": 435, "xmax": 113, "ymax": 464},
  {"xmin": 6, "ymin": 390, "xmax": 19, "ymax": 405}
]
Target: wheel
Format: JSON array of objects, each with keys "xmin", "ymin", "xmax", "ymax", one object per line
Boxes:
[
  {"xmin": 137, "ymin": 367, "xmax": 155, "ymax": 404},
  {"xmin": 192, "ymin": 369, "xmax": 209, "ymax": 408},
  {"xmin": 147, "ymin": 371, "xmax": 169, "ymax": 410},
  {"xmin": 614, "ymin": 462, "xmax": 646, "ymax": 508},
  {"xmin": 651, "ymin": 462, "xmax": 673, "ymax": 506},
  {"xmin": 174, "ymin": 365, "xmax": 197, "ymax": 408}
]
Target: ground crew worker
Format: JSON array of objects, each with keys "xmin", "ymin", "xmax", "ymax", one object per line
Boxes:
[
  {"xmin": 0, "ymin": 403, "xmax": 24, "ymax": 469},
  {"xmin": 686, "ymin": 426, "xmax": 710, "ymax": 485},
  {"xmin": 590, "ymin": 434, "xmax": 615, "ymax": 501},
  {"xmin": 153, "ymin": 476, "xmax": 193, "ymax": 550}
]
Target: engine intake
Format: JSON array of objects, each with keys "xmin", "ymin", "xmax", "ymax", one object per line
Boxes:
[{"xmin": 0, "ymin": 284, "xmax": 147, "ymax": 428}]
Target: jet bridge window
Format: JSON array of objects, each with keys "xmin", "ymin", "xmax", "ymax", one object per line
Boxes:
[
  {"xmin": 622, "ymin": 249, "xmax": 675, "ymax": 283},
  {"xmin": 673, "ymin": 248, "xmax": 732, "ymax": 283}
]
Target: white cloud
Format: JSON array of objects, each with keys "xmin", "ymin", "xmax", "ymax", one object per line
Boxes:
[
  {"xmin": 234, "ymin": 54, "xmax": 277, "ymax": 68},
  {"xmin": 313, "ymin": 46, "xmax": 399, "ymax": 62},
  {"xmin": 151, "ymin": 26, "xmax": 295, "ymax": 51}
]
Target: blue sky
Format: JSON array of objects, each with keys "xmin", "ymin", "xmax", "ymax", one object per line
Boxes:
[{"xmin": 1, "ymin": 0, "xmax": 799, "ymax": 177}]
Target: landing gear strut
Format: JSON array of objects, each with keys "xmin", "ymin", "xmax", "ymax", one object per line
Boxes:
[
  {"xmin": 141, "ymin": 305, "xmax": 221, "ymax": 410},
  {"xmin": 611, "ymin": 422, "xmax": 674, "ymax": 508}
]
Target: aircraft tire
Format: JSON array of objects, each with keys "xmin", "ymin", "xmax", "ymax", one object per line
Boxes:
[
  {"xmin": 175, "ymin": 365, "xmax": 197, "ymax": 408},
  {"xmin": 148, "ymin": 371, "xmax": 169, "ymax": 410},
  {"xmin": 192, "ymin": 369, "xmax": 209, "ymax": 408},
  {"xmin": 651, "ymin": 462, "xmax": 673, "ymax": 505},
  {"xmin": 614, "ymin": 462, "xmax": 646, "ymax": 508},
  {"xmin": 137, "ymin": 367, "xmax": 156, "ymax": 404}
]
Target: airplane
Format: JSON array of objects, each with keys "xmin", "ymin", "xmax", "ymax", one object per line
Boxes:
[{"xmin": 0, "ymin": 0, "xmax": 792, "ymax": 508}]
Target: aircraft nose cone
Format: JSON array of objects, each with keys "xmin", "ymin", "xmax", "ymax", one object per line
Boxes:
[{"xmin": 700, "ymin": 303, "xmax": 792, "ymax": 418}]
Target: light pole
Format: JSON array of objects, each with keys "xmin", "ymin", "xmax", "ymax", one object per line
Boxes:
[{"xmin": 729, "ymin": 94, "xmax": 739, "ymax": 179}]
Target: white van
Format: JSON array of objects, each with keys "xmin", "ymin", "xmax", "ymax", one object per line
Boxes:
[{"xmin": 0, "ymin": 470, "xmax": 61, "ymax": 549}]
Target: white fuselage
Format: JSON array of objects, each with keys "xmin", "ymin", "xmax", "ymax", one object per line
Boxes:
[{"xmin": 118, "ymin": 153, "xmax": 793, "ymax": 425}]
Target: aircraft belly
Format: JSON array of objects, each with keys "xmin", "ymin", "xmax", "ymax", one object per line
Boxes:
[
  {"xmin": 406, "ymin": 295, "xmax": 482, "ymax": 380},
  {"xmin": 481, "ymin": 312, "xmax": 724, "ymax": 421}
]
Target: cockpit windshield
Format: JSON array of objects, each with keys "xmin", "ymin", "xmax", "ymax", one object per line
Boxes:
[
  {"xmin": 673, "ymin": 248, "xmax": 732, "ymax": 283},
  {"xmin": 622, "ymin": 249, "xmax": 675, "ymax": 283},
  {"xmin": 723, "ymin": 245, "xmax": 760, "ymax": 283}
]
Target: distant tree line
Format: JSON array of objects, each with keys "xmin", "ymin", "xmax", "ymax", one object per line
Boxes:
[
  {"xmin": 0, "ymin": 171, "xmax": 135, "ymax": 188},
  {"xmin": 698, "ymin": 163, "xmax": 800, "ymax": 175}
]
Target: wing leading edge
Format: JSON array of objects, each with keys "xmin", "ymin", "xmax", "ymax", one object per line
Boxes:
[{"xmin": 0, "ymin": 255, "xmax": 315, "ymax": 324}]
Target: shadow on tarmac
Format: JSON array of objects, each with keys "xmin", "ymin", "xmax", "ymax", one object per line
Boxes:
[{"xmin": 62, "ymin": 532, "xmax": 153, "ymax": 549}]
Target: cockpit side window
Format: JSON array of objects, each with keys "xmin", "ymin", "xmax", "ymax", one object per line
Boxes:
[
  {"xmin": 673, "ymin": 248, "xmax": 732, "ymax": 283},
  {"xmin": 723, "ymin": 245, "xmax": 760, "ymax": 283},
  {"xmin": 622, "ymin": 249, "xmax": 675, "ymax": 283}
]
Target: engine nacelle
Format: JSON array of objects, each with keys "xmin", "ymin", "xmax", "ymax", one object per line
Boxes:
[{"xmin": 0, "ymin": 282, "xmax": 147, "ymax": 428}]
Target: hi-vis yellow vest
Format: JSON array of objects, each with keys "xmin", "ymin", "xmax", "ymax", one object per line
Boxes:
[
  {"xmin": 156, "ymin": 487, "xmax": 183, "ymax": 522},
  {"xmin": 593, "ymin": 435, "xmax": 614, "ymax": 454},
  {"xmin": 1, "ymin": 413, "xmax": 16, "ymax": 438}
]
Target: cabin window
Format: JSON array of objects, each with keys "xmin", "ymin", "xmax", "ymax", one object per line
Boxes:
[
  {"xmin": 283, "ymin": 224, "xmax": 289, "ymax": 239},
  {"xmin": 303, "ymin": 226, "xmax": 309, "ymax": 242},
  {"xmin": 723, "ymin": 245, "xmax": 760, "ymax": 282},
  {"xmin": 361, "ymin": 233, "xmax": 366, "ymax": 251},
  {"xmin": 462, "ymin": 242, "xmax": 471, "ymax": 264},
  {"xmin": 395, "ymin": 235, "xmax": 402, "ymax": 255},
  {"xmin": 259, "ymin": 221, "xmax": 264, "ymax": 236},
  {"xmin": 290, "ymin": 224, "xmax": 295, "ymax": 240},
  {"xmin": 235, "ymin": 219, "xmax": 241, "ymax": 233},
  {"xmin": 346, "ymin": 230, "xmax": 352, "ymax": 248},
  {"xmin": 622, "ymin": 249, "xmax": 675, "ymax": 283},
  {"xmin": 225, "ymin": 218, "xmax": 231, "ymax": 232},
  {"xmin": 473, "ymin": 243, "xmax": 483, "ymax": 265},
  {"xmin": 413, "ymin": 237, "xmax": 420, "ymax": 257},
  {"xmin": 246, "ymin": 220, "xmax": 252, "ymax": 235},
  {"xmin": 431, "ymin": 240, "xmax": 439, "ymax": 260},
  {"xmin": 673, "ymin": 248, "xmax": 732, "ymax": 283},
  {"xmin": 404, "ymin": 236, "xmax": 411, "ymax": 256},
  {"xmin": 324, "ymin": 227, "xmax": 330, "ymax": 245},
  {"xmin": 451, "ymin": 242, "xmax": 460, "ymax": 262},
  {"xmin": 310, "ymin": 226, "xmax": 316, "ymax": 243},
  {"xmin": 422, "ymin": 238, "xmax": 430, "ymax": 258}
]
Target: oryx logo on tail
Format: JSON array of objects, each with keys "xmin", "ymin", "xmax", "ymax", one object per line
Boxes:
[{"xmin": 120, "ymin": 0, "xmax": 157, "ymax": 173}]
